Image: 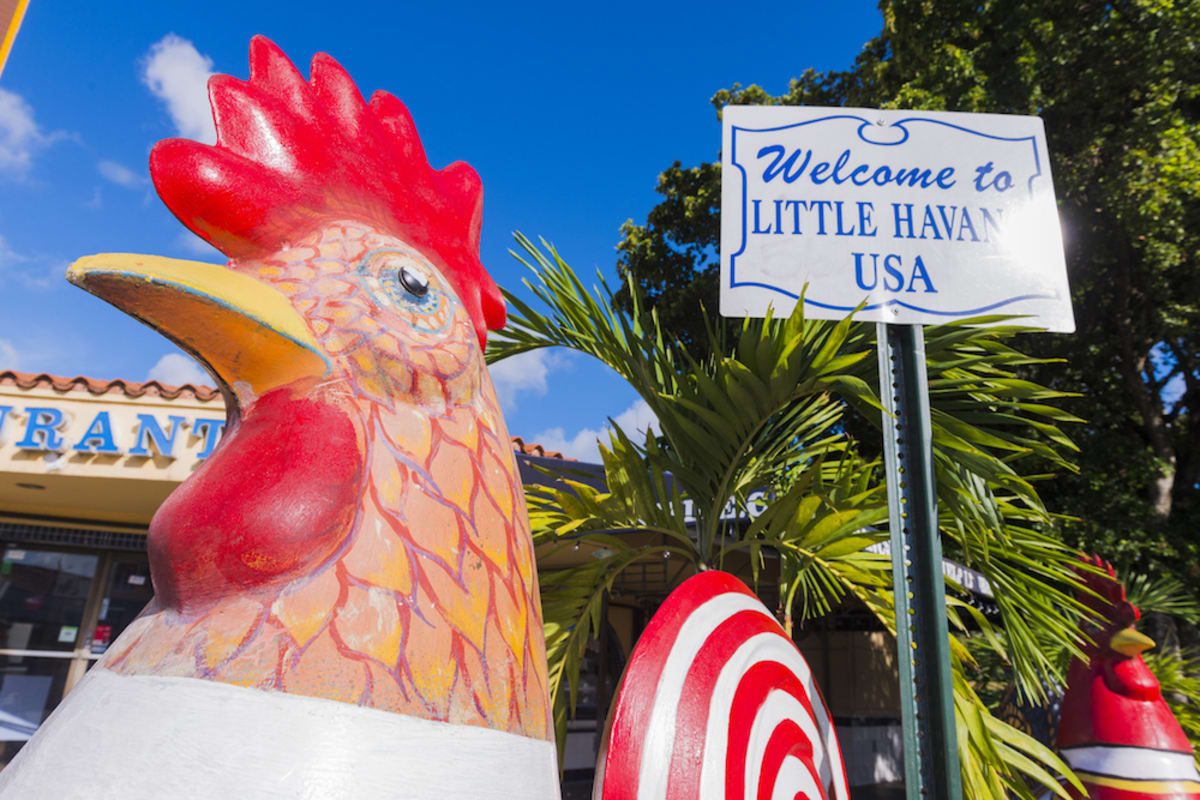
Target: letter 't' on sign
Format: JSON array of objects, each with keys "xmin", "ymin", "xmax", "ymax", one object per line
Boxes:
[{"xmin": 719, "ymin": 106, "xmax": 1074, "ymax": 332}]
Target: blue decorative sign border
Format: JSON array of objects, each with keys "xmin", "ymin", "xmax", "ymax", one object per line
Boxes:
[{"xmin": 727, "ymin": 114, "xmax": 1055, "ymax": 315}]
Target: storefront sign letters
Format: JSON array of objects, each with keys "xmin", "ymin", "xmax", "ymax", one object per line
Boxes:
[
  {"xmin": 720, "ymin": 106, "xmax": 1073, "ymax": 331},
  {"xmin": 0, "ymin": 405, "xmax": 225, "ymax": 459}
]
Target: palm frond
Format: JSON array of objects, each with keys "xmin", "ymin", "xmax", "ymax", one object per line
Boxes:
[{"xmin": 1127, "ymin": 573, "xmax": 1200, "ymax": 624}]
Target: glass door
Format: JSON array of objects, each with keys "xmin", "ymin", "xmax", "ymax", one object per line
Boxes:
[
  {"xmin": 0, "ymin": 546, "xmax": 100, "ymax": 763},
  {"xmin": 90, "ymin": 556, "xmax": 154, "ymax": 658},
  {"xmin": 0, "ymin": 544, "xmax": 156, "ymax": 768}
]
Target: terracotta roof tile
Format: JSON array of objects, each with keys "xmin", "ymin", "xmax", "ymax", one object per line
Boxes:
[
  {"xmin": 0, "ymin": 370, "xmax": 220, "ymax": 401},
  {"xmin": 510, "ymin": 436, "xmax": 569, "ymax": 460},
  {"xmin": 0, "ymin": 370, "xmax": 573, "ymax": 460}
]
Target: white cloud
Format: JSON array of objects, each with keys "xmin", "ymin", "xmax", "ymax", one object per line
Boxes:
[
  {"xmin": 0, "ymin": 234, "xmax": 51, "ymax": 290},
  {"xmin": 141, "ymin": 34, "xmax": 216, "ymax": 144},
  {"xmin": 0, "ymin": 338, "xmax": 19, "ymax": 369},
  {"xmin": 489, "ymin": 349, "xmax": 567, "ymax": 414},
  {"xmin": 531, "ymin": 399, "xmax": 660, "ymax": 464},
  {"xmin": 611, "ymin": 398, "xmax": 660, "ymax": 435},
  {"xmin": 0, "ymin": 233, "xmax": 68, "ymax": 291},
  {"xmin": 0, "ymin": 88, "xmax": 64, "ymax": 176},
  {"xmin": 530, "ymin": 427, "xmax": 596, "ymax": 462},
  {"xmin": 0, "ymin": 233, "xmax": 27, "ymax": 267},
  {"xmin": 17, "ymin": 261, "xmax": 66, "ymax": 291},
  {"xmin": 98, "ymin": 159, "xmax": 146, "ymax": 188},
  {"xmin": 0, "ymin": 233, "xmax": 69, "ymax": 291},
  {"xmin": 147, "ymin": 353, "xmax": 211, "ymax": 387}
]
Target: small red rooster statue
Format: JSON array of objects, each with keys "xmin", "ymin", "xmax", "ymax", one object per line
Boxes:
[
  {"xmin": 0, "ymin": 37, "xmax": 558, "ymax": 799},
  {"xmin": 1055, "ymin": 555, "xmax": 1200, "ymax": 798}
]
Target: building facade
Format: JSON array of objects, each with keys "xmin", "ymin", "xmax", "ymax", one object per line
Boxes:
[{"xmin": 0, "ymin": 371, "xmax": 226, "ymax": 762}]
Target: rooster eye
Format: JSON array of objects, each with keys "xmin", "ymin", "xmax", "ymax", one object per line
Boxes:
[
  {"xmin": 360, "ymin": 249, "xmax": 451, "ymax": 333},
  {"xmin": 398, "ymin": 266, "xmax": 429, "ymax": 298}
]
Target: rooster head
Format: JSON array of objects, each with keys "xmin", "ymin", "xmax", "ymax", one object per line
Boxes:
[
  {"xmin": 66, "ymin": 35, "xmax": 505, "ymax": 414},
  {"xmin": 1074, "ymin": 553, "xmax": 1156, "ymax": 663}
]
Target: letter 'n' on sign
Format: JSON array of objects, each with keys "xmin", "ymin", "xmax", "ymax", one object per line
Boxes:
[{"xmin": 129, "ymin": 414, "xmax": 186, "ymax": 458}]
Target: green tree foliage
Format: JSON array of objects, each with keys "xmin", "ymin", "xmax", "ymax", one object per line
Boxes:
[
  {"xmin": 491, "ymin": 235, "xmax": 1089, "ymax": 799},
  {"xmin": 615, "ymin": 0, "xmax": 1200, "ymax": 582}
]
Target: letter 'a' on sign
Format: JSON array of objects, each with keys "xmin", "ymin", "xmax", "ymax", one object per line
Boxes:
[{"xmin": 720, "ymin": 106, "xmax": 1075, "ymax": 332}]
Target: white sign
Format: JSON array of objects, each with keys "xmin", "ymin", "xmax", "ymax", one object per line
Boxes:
[{"xmin": 720, "ymin": 106, "xmax": 1074, "ymax": 331}]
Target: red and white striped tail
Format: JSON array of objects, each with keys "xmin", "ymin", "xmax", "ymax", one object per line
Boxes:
[{"xmin": 594, "ymin": 571, "xmax": 849, "ymax": 800}]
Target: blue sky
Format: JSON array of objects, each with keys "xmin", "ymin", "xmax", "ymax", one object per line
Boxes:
[{"xmin": 0, "ymin": 0, "xmax": 882, "ymax": 461}]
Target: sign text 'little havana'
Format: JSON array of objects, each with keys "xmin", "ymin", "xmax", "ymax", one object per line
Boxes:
[{"xmin": 720, "ymin": 106, "xmax": 1073, "ymax": 331}]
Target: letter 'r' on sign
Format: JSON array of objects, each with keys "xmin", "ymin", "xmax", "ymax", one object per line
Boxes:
[{"xmin": 718, "ymin": 105, "xmax": 1074, "ymax": 332}]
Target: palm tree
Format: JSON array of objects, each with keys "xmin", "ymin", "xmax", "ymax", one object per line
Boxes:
[{"xmin": 489, "ymin": 234, "xmax": 1089, "ymax": 800}]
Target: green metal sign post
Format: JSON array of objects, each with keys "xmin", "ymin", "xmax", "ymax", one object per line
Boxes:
[
  {"xmin": 721, "ymin": 105, "xmax": 1073, "ymax": 799},
  {"xmin": 877, "ymin": 322, "xmax": 963, "ymax": 800}
]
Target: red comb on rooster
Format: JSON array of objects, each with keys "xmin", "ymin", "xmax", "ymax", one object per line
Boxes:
[
  {"xmin": 1054, "ymin": 555, "xmax": 1200, "ymax": 798},
  {"xmin": 0, "ymin": 37, "xmax": 555, "ymax": 799},
  {"xmin": 152, "ymin": 35, "xmax": 505, "ymax": 348}
]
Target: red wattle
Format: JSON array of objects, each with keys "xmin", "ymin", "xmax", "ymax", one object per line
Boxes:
[
  {"xmin": 1104, "ymin": 656, "xmax": 1162, "ymax": 701},
  {"xmin": 148, "ymin": 383, "xmax": 363, "ymax": 612},
  {"xmin": 1058, "ymin": 654, "xmax": 1191, "ymax": 752}
]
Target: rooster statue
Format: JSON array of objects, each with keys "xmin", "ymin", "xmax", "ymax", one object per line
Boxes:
[
  {"xmin": 1054, "ymin": 556, "xmax": 1200, "ymax": 798},
  {"xmin": 0, "ymin": 36, "xmax": 849, "ymax": 800},
  {"xmin": 0, "ymin": 36, "xmax": 558, "ymax": 799}
]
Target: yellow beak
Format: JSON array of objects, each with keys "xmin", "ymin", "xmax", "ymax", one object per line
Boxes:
[
  {"xmin": 68, "ymin": 254, "xmax": 328, "ymax": 403},
  {"xmin": 1110, "ymin": 626, "xmax": 1156, "ymax": 657}
]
